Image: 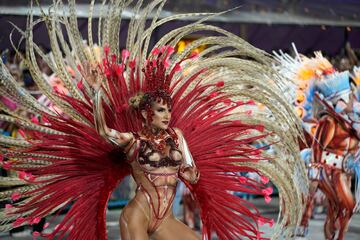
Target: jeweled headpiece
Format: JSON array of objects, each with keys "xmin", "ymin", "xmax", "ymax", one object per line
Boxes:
[{"xmin": 129, "ymin": 46, "xmax": 182, "ymax": 109}]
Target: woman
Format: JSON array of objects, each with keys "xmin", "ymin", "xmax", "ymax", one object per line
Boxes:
[
  {"xmin": 89, "ymin": 70, "xmax": 200, "ymax": 238},
  {"xmin": 274, "ymin": 48, "xmax": 360, "ymax": 239}
]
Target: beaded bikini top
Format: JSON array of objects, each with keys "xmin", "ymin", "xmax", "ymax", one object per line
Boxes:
[{"xmin": 135, "ymin": 128, "xmax": 183, "ymax": 168}]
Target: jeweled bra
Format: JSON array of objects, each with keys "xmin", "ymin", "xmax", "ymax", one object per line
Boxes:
[{"xmin": 135, "ymin": 129, "xmax": 182, "ymax": 168}]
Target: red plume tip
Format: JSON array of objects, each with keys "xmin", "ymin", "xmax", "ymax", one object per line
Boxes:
[
  {"xmin": 160, "ymin": 46, "xmax": 167, "ymax": 53},
  {"xmin": 258, "ymin": 217, "xmax": 274, "ymax": 227},
  {"xmin": 166, "ymin": 46, "xmax": 175, "ymax": 55},
  {"xmin": 41, "ymin": 116, "xmax": 49, "ymax": 123},
  {"xmin": 18, "ymin": 129, "xmax": 26, "ymax": 138},
  {"xmin": 11, "ymin": 192, "xmax": 22, "ymax": 201},
  {"xmin": 247, "ymin": 100, "xmax": 256, "ymax": 105},
  {"xmin": 2, "ymin": 161, "xmax": 12, "ymax": 170},
  {"xmin": 18, "ymin": 171, "xmax": 27, "ymax": 180},
  {"xmin": 115, "ymin": 65, "xmax": 124, "ymax": 77},
  {"xmin": 31, "ymin": 116, "xmax": 39, "ymax": 124},
  {"xmin": 164, "ymin": 59, "xmax": 170, "ymax": 68},
  {"xmin": 151, "ymin": 48, "xmax": 160, "ymax": 55},
  {"xmin": 255, "ymin": 125, "xmax": 265, "ymax": 132},
  {"xmin": 111, "ymin": 54, "xmax": 117, "ymax": 63},
  {"xmin": 44, "ymin": 222, "xmax": 50, "ymax": 229},
  {"xmin": 260, "ymin": 175, "xmax": 269, "ymax": 184},
  {"xmin": 30, "ymin": 217, "xmax": 41, "ymax": 225},
  {"xmin": 257, "ymin": 217, "xmax": 266, "ymax": 227},
  {"xmin": 129, "ymin": 59, "xmax": 136, "ymax": 69},
  {"xmin": 239, "ymin": 176, "xmax": 247, "ymax": 183},
  {"xmin": 269, "ymin": 219, "xmax": 275, "ymax": 228},
  {"xmin": 224, "ymin": 99, "xmax": 232, "ymax": 105},
  {"xmin": 53, "ymin": 86, "xmax": 60, "ymax": 94},
  {"xmin": 216, "ymin": 81, "xmax": 224, "ymax": 87},
  {"xmin": 210, "ymin": 92, "xmax": 218, "ymax": 98},
  {"xmin": 173, "ymin": 63, "xmax": 182, "ymax": 72},
  {"xmin": 19, "ymin": 172, "xmax": 35, "ymax": 182},
  {"xmin": 104, "ymin": 45, "xmax": 110, "ymax": 56},
  {"xmin": 13, "ymin": 217, "xmax": 26, "ymax": 227},
  {"xmin": 262, "ymin": 187, "xmax": 273, "ymax": 196},
  {"xmin": 5, "ymin": 204, "xmax": 13, "ymax": 209},
  {"xmin": 233, "ymin": 120, "xmax": 242, "ymax": 125},
  {"xmin": 121, "ymin": 49, "xmax": 130, "ymax": 60},
  {"xmin": 189, "ymin": 52, "xmax": 199, "ymax": 59},
  {"xmin": 77, "ymin": 80, "xmax": 83, "ymax": 90}
]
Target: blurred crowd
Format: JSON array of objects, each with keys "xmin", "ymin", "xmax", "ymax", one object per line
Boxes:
[{"xmin": 325, "ymin": 43, "xmax": 359, "ymax": 72}]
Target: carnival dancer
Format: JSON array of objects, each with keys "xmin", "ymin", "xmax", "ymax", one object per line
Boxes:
[
  {"xmin": 0, "ymin": 1, "xmax": 307, "ymax": 239},
  {"xmin": 274, "ymin": 48, "xmax": 360, "ymax": 239}
]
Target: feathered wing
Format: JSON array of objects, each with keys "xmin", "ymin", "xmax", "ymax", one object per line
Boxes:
[
  {"xmin": 143, "ymin": 6, "xmax": 307, "ymax": 240},
  {"xmin": 167, "ymin": 40, "xmax": 308, "ymax": 239},
  {"xmin": 0, "ymin": 0, "xmax": 308, "ymax": 239},
  {"xmin": 0, "ymin": 2, "xmax": 137, "ymax": 239},
  {"xmin": 0, "ymin": 62, "xmax": 132, "ymax": 239}
]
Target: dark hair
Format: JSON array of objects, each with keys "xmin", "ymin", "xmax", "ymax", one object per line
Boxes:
[
  {"xmin": 137, "ymin": 90, "xmax": 172, "ymax": 123},
  {"xmin": 139, "ymin": 90, "xmax": 171, "ymax": 110}
]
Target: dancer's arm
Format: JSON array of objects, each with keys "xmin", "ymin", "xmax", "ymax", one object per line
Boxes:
[
  {"xmin": 83, "ymin": 62, "xmax": 133, "ymax": 147},
  {"xmin": 174, "ymin": 128, "xmax": 200, "ymax": 184},
  {"xmin": 312, "ymin": 116, "xmax": 335, "ymax": 163},
  {"xmin": 93, "ymin": 90, "xmax": 133, "ymax": 147}
]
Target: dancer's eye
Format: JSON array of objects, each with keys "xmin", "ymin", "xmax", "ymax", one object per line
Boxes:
[{"xmin": 157, "ymin": 108, "xmax": 165, "ymax": 112}]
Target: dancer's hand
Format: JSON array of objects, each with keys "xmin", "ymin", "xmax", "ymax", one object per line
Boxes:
[
  {"xmin": 180, "ymin": 166, "xmax": 200, "ymax": 184},
  {"xmin": 80, "ymin": 61, "xmax": 102, "ymax": 91}
]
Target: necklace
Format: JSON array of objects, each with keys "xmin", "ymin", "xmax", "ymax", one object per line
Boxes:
[{"xmin": 140, "ymin": 127, "xmax": 178, "ymax": 154}]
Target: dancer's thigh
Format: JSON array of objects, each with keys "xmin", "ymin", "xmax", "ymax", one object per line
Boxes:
[
  {"xmin": 120, "ymin": 195, "xmax": 150, "ymax": 240},
  {"xmin": 151, "ymin": 216, "xmax": 200, "ymax": 240},
  {"xmin": 334, "ymin": 172, "xmax": 354, "ymax": 210}
]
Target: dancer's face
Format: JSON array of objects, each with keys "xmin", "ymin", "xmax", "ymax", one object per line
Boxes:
[{"xmin": 143, "ymin": 99, "xmax": 171, "ymax": 130}]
